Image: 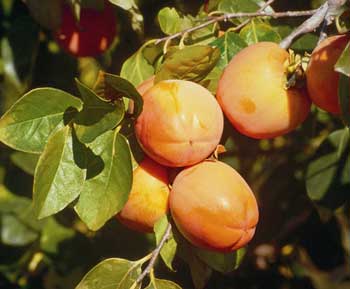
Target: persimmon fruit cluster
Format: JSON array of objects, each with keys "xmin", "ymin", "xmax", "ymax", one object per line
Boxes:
[
  {"xmin": 54, "ymin": 1, "xmax": 116, "ymax": 57},
  {"xmin": 117, "ymin": 38, "xmax": 344, "ymax": 252}
]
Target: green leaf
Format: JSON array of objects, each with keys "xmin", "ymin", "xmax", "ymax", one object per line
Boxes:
[
  {"xmin": 75, "ymin": 131, "xmax": 132, "ymax": 231},
  {"xmin": 154, "ymin": 216, "xmax": 177, "ymax": 271},
  {"xmin": 338, "ymin": 74, "xmax": 350, "ymax": 126},
  {"xmin": 74, "ymin": 79, "xmax": 124, "ymax": 143},
  {"xmin": 108, "ymin": 0, "xmax": 136, "ymax": 10},
  {"xmin": 240, "ymin": 21, "xmax": 281, "ymax": 45},
  {"xmin": 195, "ymin": 247, "xmax": 246, "ymax": 273},
  {"xmin": 75, "ymin": 258, "xmax": 142, "ymax": 289},
  {"xmin": 26, "ymin": 0, "xmax": 62, "ymax": 30},
  {"xmin": 155, "ymin": 45, "xmax": 220, "ymax": 83},
  {"xmin": 120, "ymin": 46, "xmax": 154, "ymax": 87},
  {"xmin": 158, "ymin": 7, "xmax": 181, "ymax": 35},
  {"xmin": 335, "ymin": 41, "xmax": 350, "ymax": 77},
  {"xmin": 40, "ymin": 217, "xmax": 75, "ymax": 254},
  {"xmin": 0, "ymin": 185, "xmax": 43, "ymax": 246},
  {"xmin": 0, "ymin": 88, "xmax": 82, "ymax": 153},
  {"xmin": 218, "ymin": 0, "xmax": 259, "ymax": 23},
  {"xmin": 146, "ymin": 278, "xmax": 182, "ymax": 289},
  {"xmin": 306, "ymin": 129, "xmax": 350, "ymax": 210},
  {"xmin": 173, "ymin": 228, "xmax": 212, "ymax": 289},
  {"xmin": 33, "ymin": 126, "xmax": 86, "ymax": 219},
  {"xmin": 210, "ymin": 32, "xmax": 247, "ymax": 69},
  {"xmin": 218, "ymin": 0, "xmax": 259, "ymax": 13},
  {"xmin": 1, "ymin": 214, "xmax": 38, "ymax": 246},
  {"xmin": 95, "ymin": 73, "xmax": 143, "ymax": 117},
  {"xmin": 10, "ymin": 151, "xmax": 39, "ymax": 175}
]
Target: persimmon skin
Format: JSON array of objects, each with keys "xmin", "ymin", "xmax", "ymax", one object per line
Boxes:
[
  {"xmin": 137, "ymin": 76, "xmax": 155, "ymax": 95},
  {"xmin": 135, "ymin": 80, "xmax": 224, "ymax": 167},
  {"xmin": 54, "ymin": 2, "xmax": 116, "ymax": 57},
  {"xmin": 170, "ymin": 160, "xmax": 259, "ymax": 252},
  {"xmin": 217, "ymin": 42, "xmax": 311, "ymax": 139},
  {"xmin": 306, "ymin": 34, "xmax": 350, "ymax": 114},
  {"xmin": 117, "ymin": 157, "xmax": 170, "ymax": 233}
]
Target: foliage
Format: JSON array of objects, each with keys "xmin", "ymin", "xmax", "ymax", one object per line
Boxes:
[{"xmin": 0, "ymin": 0, "xmax": 349, "ymax": 289}]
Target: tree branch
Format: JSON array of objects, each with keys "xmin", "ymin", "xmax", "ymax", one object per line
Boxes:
[
  {"xmin": 155, "ymin": 8, "xmax": 317, "ymax": 45},
  {"xmin": 280, "ymin": 3, "xmax": 329, "ymax": 49},
  {"xmin": 136, "ymin": 223, "xmax": 172, "ymax": 284}
]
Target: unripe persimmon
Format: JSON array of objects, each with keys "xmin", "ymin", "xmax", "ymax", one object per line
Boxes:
[
  {"xmin": 54, "ymin": 1, "xmax": 116, "ymax": 57},
  {"xmin": 135, "ymin": 80, "xmax": 224, "ymax": 167},
  {"xmin": 306, "ymin": 34, "xmax": 350, "ymax": 114},
  {"xmin": 217, "ymin": 42, "xmax": 311, "ymax": 139},
  {"xmin": 117, "ymin": 157, "xmax": 170, "ymax": 233},
  {"xmin": 170, "ymin": 160, "xmax": 259, "ymax": 252}
]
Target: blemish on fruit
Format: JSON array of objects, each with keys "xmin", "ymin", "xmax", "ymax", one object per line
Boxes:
[{"xmin": 240, "ymin": 98, "xmax": 256, "ymax": 114}]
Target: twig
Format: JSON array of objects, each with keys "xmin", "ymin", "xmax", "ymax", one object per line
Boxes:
[
  {"xmin": 231, "ymin": 0, "xmax": 276, "ymax": 32},
  {"xmin": 136, "ymin": 223, "xmax": 172, "ymax": 284},
  {"xmin": 155, "ymin": 9, "xmax": 317, "ymax": 45},
  {"xmin": 280, "ymin": 3, "xmax": 329, "ymax": 49}
]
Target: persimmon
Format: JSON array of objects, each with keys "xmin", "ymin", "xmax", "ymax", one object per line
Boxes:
[
  {"xmin": 117, "ymin": 157, "xmax": 170, "ymax": 233},
  {"xmin": 54, "ymin": 1, "xmax": 116, "ymax": 57},
  {"xmin": 170, "ymin": 160, "xmax": 259, "ymax": 252},
  {"xmin": 306, "ymin": 34, "xmax": 350, "ymax": 114},
  {"xmin": 217, "ymin": 42, "xmax": 311, "ymax": 139},
  {"xmin": 135, "ymin": 80, "xmax": 224, "ymax": 167}
]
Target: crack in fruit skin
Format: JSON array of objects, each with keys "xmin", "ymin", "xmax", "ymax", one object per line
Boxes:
[
  {"xmin": 135, "ymin": 79, "xmax": 224, "ymax": 167},
  {"xmin": 217, "ymin": 42, "xmax": 311, "ymax": 139},
  {"xmin": 54, "ymin": 1, "xmax": 116, "ymax": 57},
  {"xmin": 306, "ymin": 34, "xmax": 350, "ymax": 114},
  {"xmin": 117, "ymin": 157, "xmax": 170, "ymax": 233},
  {"xmin": 169, "ymin": 160, "xmax": 259, "ymax": 252}
]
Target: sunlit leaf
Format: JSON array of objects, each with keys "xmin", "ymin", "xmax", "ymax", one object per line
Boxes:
[
  {"xmin": 75, "ymin": 131, "xmax": 132, "ymax": 231},
  {"xmin": 155, "ymin": 45, "xmax": 220, "ymax": 83},
  {"xmin": 33, "ymin": 126, "xmax": 86, "ymax": 219},
  {"xmin": 74, "ymin": 79, "xmax": 124, "ymax": 143},
  {"xmin": 0, "ymin": 88, "xmax": 82, "ymax": 153},
  {"xmin": 338, "ymin": 74, "xmax": 350, "ymax": 126},
  {"xmin": 94, "ymin": 72, "xmax": 143, "ymax": 117},
  {"xmin": 210, "ymin": 32, "xmax": 247, "ymax": 69},
  {"xmin": 154, "ymin": 216, "xmax": 177, "ymax": 271},
  {"xmin": 75, "ymin": 258, "xmax": 142, "ymax": 289},
  {"xmin": 335, "ymin": 41, "xmax": 350, "ymax": 77},
  {"xmin": 240, "ymin": 21, "xmax": 281, "ymax": 45},
  {"xmin": 120, "ymin": 46, "xmax": 154, "ymax": 87},
  {"xmin": 145, "ymin": 277, "xmax": 181, "ymax": 289}
]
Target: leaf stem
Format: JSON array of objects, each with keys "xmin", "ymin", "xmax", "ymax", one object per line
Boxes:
[{"xmin": 135, "ymin": 223, "xmax": 172, "ymax": 285}]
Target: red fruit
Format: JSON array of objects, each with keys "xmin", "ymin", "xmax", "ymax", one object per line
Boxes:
[
  {"xmin": 54, "ymin": 1, "xmax": 116, "ymax": 57},
  {"xmin": 217, "ymin": 42, "xmax": 311, "ymax": 139},
  {"xmin": 117, "ymin": 157, "xmax": 170, "ymax": 233},
  {"xmin": 135, "ymin": 80, "xmax": 224, "ymax": 167},
  {"xmin": 306, "ymin": 34, "xmax": 350, "ymax": 114},
  {"xmin": 170, "ymin": 160, "xmax": 259, "ymax": 252}
]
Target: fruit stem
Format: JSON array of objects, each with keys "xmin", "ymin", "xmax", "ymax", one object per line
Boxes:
[{"xmin": 135, "ymin": 223, "xmax": 172, "ymax": 285}]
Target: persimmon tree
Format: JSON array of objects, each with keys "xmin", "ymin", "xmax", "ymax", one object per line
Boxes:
[{"xmin": 0, "ymin": 0, "xmax": 349, "ymax": 289}]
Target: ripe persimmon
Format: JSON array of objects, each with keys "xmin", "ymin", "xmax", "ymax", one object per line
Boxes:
[
  {"xmin": 54, "ymin": 1, "xmax": 116, "ymax": 57},
  {"xmin": 135, "ymin": 80, "xmax": 224, "ymax": 167},
  {"xmin": 217, "ymin": 42, "xmax": 311, "ymax": 139},
  {"xmin": 170, "ymin": 160, "xmax": 259, "ymax": 252},
  {"xmin": 117, "ymin": 157, "xmax": 170, "ymax": 233},
  {"xmin": 306, "ymin": 34, "xmax": 350, "ymax": 114}
]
